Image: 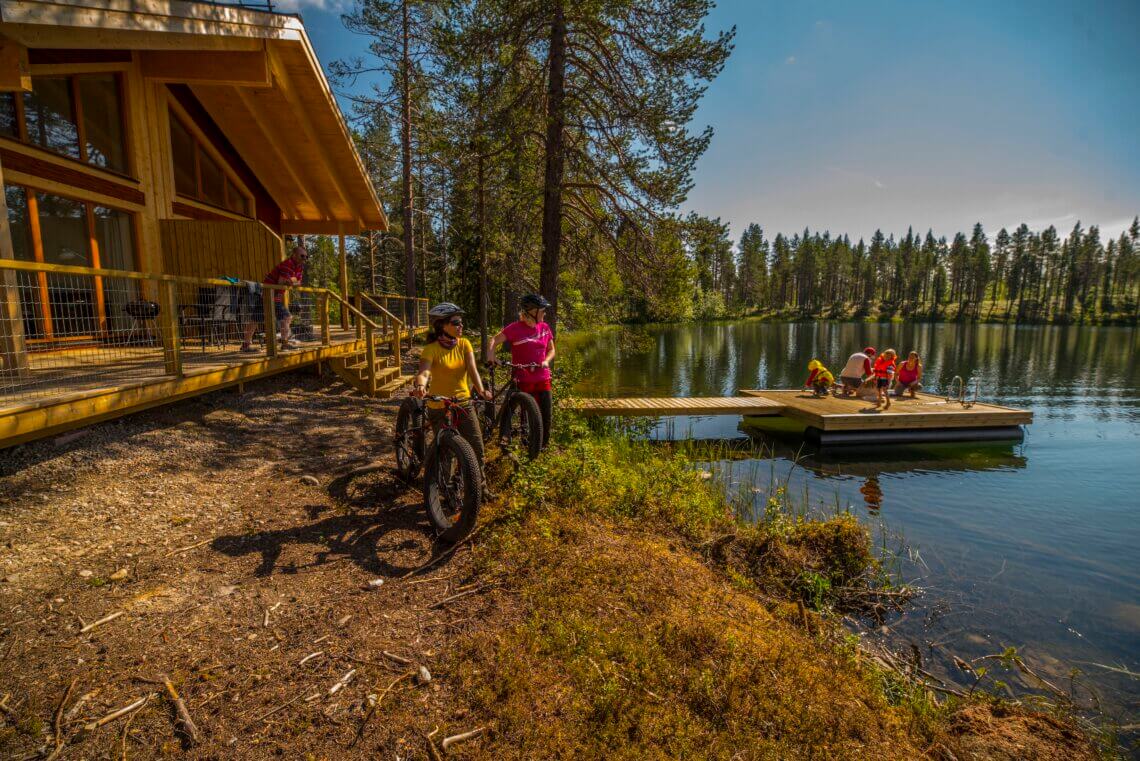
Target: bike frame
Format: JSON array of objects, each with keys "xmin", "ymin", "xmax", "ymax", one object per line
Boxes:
[{"xmin": 479, "ymin": 361, "xmax": 539, "ymax": 434}]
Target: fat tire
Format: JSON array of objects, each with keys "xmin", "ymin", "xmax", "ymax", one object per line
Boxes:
[
  {"xmin": 503, "ymin": 391, "xmax": 543, "ymax": 461},
  {"xmin": 395, "ymin": 397, "xmax": 426, "ymax": 481},
  {"xmin": 424, "ymin": 430, "xmax": 482, "ymax": 543}
]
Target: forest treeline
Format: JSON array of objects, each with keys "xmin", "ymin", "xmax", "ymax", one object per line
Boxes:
[
  {"xmin": 685, "ymin": 216, "xmax": 1140, "ymax": 324},
  {"xmin": 303, "ymin": 0, "xmax": 1136, "ymax": 332}
]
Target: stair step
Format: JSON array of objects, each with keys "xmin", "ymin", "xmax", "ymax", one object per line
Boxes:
[{"xmin": 375, "ymin": 374, "xmax": 413, "ymax": 399}]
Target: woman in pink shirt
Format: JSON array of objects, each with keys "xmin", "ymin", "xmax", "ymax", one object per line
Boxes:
[{"xmin": 485, "ymin": 294, "xmax": 557, "ymax": 448}]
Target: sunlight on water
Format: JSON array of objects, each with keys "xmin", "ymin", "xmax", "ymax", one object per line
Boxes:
[{"xmin": 568, "ymin": 321, "xmax": 1140, "ymax": 725}]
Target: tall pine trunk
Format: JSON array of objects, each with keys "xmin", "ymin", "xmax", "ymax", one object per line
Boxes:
[
  {"xmin": 400, "ymin": 0, "xmax": 416, "ymax": 319},
  {"xmin": 539, "ymin": 2, "xmax": 567, "ymax": 334},
  {"xmin": 476, "ymin": 62, "xmax": 489, "ymax": 345}
]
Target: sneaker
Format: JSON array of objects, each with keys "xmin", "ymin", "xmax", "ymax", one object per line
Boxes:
[
  {"xmin": 239, "ymin": 344, "xmax": 258, "ymax": 354},
  {"xmin": 279, "ymin": 340, "xmax": 297, "ymax": 350}
]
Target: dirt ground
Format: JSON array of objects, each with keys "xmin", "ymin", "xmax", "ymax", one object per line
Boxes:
[{"xmin": 0, "ymin": 368, "xmax": 507, "ymax": 759}]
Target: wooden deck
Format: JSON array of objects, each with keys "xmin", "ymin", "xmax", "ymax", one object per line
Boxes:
[
  {"xmin": 739, "ymin": 390, "xmax": 1033, "ymax": 431},
  {"xmin": 564, "ymin": 389, "xmax": 1032, "ymax": 445},
  {"xmin": 569, "ymin": 396, "xmax": 786, "ymax": 417},
  {"xmin": 1, "ymin": 328, "xmax": 364, "ymax": 409}
]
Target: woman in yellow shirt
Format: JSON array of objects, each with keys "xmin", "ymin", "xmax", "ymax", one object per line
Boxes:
[{"xmin": 411, "ymin": 303, "xmax": 491, "ymax": 466}]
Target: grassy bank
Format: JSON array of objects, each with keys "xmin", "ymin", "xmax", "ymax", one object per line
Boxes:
[{"xmin": 445, "ymin": 434, "xmax": 1105, "ymax": 758}]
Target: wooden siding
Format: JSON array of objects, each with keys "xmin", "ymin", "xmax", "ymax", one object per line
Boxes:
[{"xmin": 159, "ymin": 219, "xmax": 282, "ymax": 281}]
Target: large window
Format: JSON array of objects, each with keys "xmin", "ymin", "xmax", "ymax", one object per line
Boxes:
[
  {"xmin": 0, "ymin": 73, "xmax": 129, "ymax": 175},
  {"xmin": 5, "ymin": 183, "xmax": 137, "ymax": 341},
  {"xmin": 168, "ymin": 110, "xmax": 251, "ymax": 217}
]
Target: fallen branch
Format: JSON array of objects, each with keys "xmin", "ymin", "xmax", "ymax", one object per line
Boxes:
[
  {"xmin": 119, "ymin": 703, "xmax": 139, "ymax": 760},
  {"xmin": 441, "ymin": 727, "xmax": 486, "ymax": 751},
  {"xmin": 79, "ymin": 611, "xmax": 124, "ymax": 634},
  {"xmin": 327, "ymin": 669, "xmax": 357, "ymax": 696},
  {"xmin": 299, "ymin": 651, "xmax": 324, "ymax": 666},
  {"xmin": 423, "ymin": 733, "xmax": 445, "ymax": 761},
  {"xmin": 63, "ymin": 689, "xmax": 98, "ymax": 722},
  {"xmin": 163, "ymin": 539, "xmax": 211, "ymax": 558},
  {"xmin": 45, "ymin": 677, "xmax": 77, "ymax": 759},
  {"xmin": 161, "ymin": 674, "xmax": 201, "ymax": 745},
  {"xmin": 381, "ymin": 650, "xmax": 413, "ymax": 665},
  {"xmin": 84, "ymin": 693, "xmax": 153, "ymax": 732},
  {"xmin": 428, "ymin": 584, "xmax": 493, "ymax": 610},
  {"xmin": 349, "ymin": 671, "xmax": 413, "ymax": 747}
]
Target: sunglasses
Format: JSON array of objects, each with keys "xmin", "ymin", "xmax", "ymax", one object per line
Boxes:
[{"xmin": 448, "ymin": 318, "xmax": 464, "ymax": 326}]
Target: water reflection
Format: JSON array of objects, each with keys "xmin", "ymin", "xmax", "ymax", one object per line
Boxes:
[{"xmin": 568, "ymin": 321, "xmax": 1140, "ymax": 728}]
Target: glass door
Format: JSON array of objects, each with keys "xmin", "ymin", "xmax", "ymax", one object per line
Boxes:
[{"xmin": 5, "ymin": 184, "xmax": 137, "ymax": 345}]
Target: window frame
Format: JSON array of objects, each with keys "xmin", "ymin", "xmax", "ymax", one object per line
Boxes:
[
  {"xmin": 166, "ymin": 101, "xmax": 254, "ymax": 219},
  {"xmin": 1, "ymin": 69, "xmax": 134, "ymax": 180}
]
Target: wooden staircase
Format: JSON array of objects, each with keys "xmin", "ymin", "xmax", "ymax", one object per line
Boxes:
[{"xmin": 329, "ymin": 348, "xmax": 412, "ymax": 398}]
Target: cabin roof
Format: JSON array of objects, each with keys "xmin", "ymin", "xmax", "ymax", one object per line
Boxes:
[{"xmin": 0, "ymin": 0, "xmax": 388, "ymax": 233}]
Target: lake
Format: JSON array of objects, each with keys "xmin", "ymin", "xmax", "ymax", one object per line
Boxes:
[{"xmin": 566, "ymin": 320, "xmax": 1140, "ymax": 727}]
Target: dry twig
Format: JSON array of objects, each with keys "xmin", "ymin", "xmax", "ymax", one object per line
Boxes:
[
  {"xmin": 79, "ymin": 611, "xmax": 124, "ymax": 633},
  {"xmin": 349, "ymin": 671, "xmax": 413, "ymax": 747},
  {"xmin": 161, "ymin": 674, "xmax": 201, "ymax": 745},
  {"xmin": 43, "ymin": 677, "xmax": 77, "ymax": 760},
  {"xmin": 163, "ymin": 539, "xmax": 211, "ymax": 558},
  {"xmin": 84, "ymin": 693, "xmax": 153, "ymax": 732},
  {"xmin": 442, "ymin": 727, "xmax": 486, "ymax": 750}
]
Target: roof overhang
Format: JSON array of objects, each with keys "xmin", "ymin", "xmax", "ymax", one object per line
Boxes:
[{"xmin": 0, "ymin": 0, "xmax": 387, "ymax": 233}]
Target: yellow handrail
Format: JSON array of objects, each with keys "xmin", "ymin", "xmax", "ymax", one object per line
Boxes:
[
  {"xmin": 326, "ymin": 291, "xmax": 382, "ymax": 392},
  {"xmin": 359, "ymin": 293, "xmax": 404, "ymax": 327},
  {"xmin": 0, "ymin": 258, "xmax": 324, "ymax": 294},
  {"xmin": 358, "ymin": 293, "xmax": 402, "ymax": 371}
]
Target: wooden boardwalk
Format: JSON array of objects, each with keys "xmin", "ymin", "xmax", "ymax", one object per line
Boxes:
[{"xmin": 569, "ymin": 396, "xmax": 786, "ymax": 417}]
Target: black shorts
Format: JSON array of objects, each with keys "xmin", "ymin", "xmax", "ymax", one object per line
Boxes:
[
  {"xmin": 876, "ymin": 377, "xmax": 890, "ymax": 388},
  {"xmin": 249, "ymin": 298, "xmax": 288, "ymax": 324}
]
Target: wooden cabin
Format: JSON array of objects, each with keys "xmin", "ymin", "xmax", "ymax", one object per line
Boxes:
[{"xmin": 0, "ymin": 0, "xmax": 423, "ymax": 449}]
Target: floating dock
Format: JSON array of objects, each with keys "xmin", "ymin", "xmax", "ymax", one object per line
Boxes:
[{"xmin": 566, "ymin": 390, "xmax": 1032, "ymax": 446}]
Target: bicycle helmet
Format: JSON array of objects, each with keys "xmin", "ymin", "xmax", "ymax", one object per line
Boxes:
[
  {"xmin": 520, "ymin": 293, "xmax": 551, "ymax": 310},
  {"xmin": 427, "ymin": 302, "xmax": 465, "ymax": 320}
]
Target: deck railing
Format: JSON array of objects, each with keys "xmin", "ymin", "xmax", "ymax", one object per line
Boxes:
[
  {"xmin": 360, "ymin": 291, "xmax": 429, "ymax": 333},
  {"xmin": 0, "ymin": 260, "xmax": 423, "ymax": 407}
]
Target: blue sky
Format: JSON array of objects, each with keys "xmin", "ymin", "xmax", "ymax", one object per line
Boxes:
[{"xmin": 291, "ymin": 0, "xmax": 1140, "ymax": 244}]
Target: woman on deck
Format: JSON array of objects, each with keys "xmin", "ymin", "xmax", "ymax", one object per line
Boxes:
[
  {"xmin": 484, "ymin": 293, "xmax": 556, "ymax": 449},
  {"xmin": 894, "ymin": 351, "xmax": 923, "ymax": 398},
  {"xmin": 411, "ymin": 303, "xmax": 491, "ymax": 467}
]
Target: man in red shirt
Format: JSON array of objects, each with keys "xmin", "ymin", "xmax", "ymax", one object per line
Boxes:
[{"xmin": 240, "ymin": 245, "xmax": 308, "ymax": 353}]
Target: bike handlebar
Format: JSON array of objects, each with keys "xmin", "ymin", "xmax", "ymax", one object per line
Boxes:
[{"xmin": 485, "ymin": 360, "xmax": 541, "ymax": 370}]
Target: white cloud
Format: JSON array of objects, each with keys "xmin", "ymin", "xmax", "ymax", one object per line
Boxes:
[
  {"xmin": 873, "ymin": 179, "xmax": 885, "ymax": 189},
  {"xmin": 785, "ymin": 55, "xmax": 796, "ymax": 65}
]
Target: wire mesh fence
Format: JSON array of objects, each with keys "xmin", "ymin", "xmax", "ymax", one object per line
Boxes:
[
  {"xmin": 0, "ymin": 261, "xmax": 351, "ymax": 408},
  {"xmin": 359, "ymin": 293, "xmax": 429, "ymax": 336},
  {"xmin": 0, "ymin": 269, "xmax": 173, "ymax": 404}
]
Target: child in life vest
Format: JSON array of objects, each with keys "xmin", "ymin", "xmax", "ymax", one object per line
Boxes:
[
  {"xmin": 873, "ymin": 349, "xmax": 898, "ymax": 409},
  {"xmin": 803, "ymin": 359, "xmax": 835, "ymax": 397}
]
